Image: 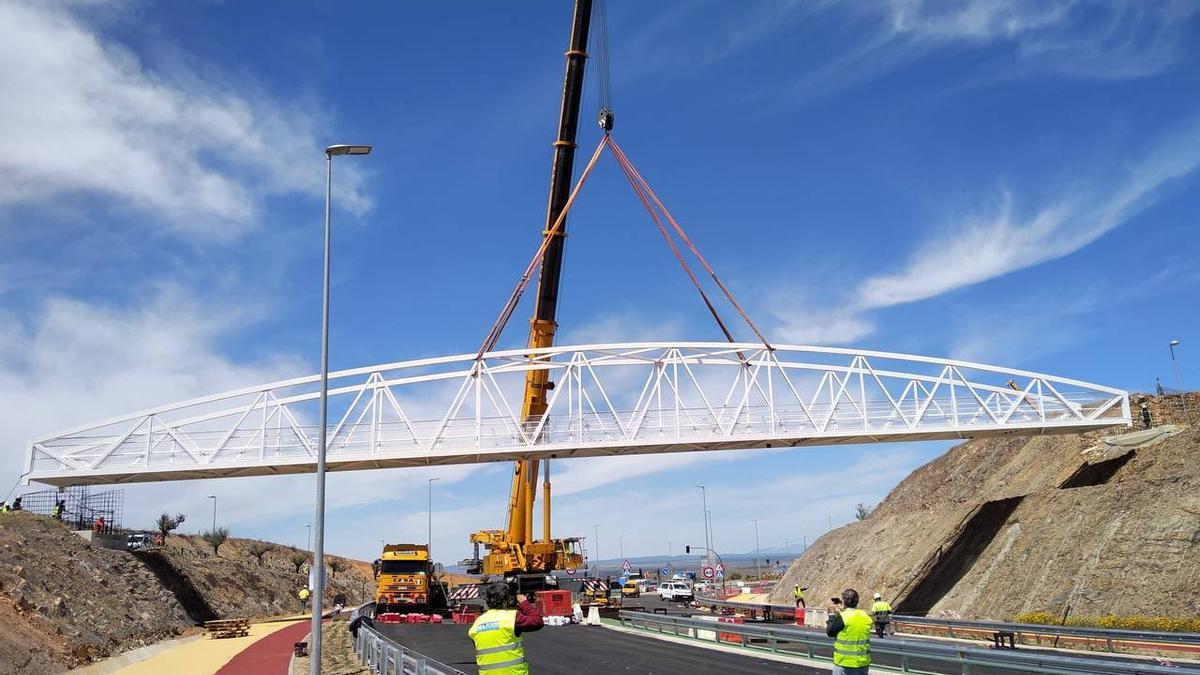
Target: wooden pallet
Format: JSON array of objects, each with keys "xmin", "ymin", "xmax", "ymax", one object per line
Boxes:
[{"xmin": 205, "ymin": 618, "xmax": 250, "ymax": 639}]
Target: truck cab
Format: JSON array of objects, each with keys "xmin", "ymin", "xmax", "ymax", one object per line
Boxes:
[{"xmin": 375, "ymin": 544, "xmax": 441, "ymax": 613}]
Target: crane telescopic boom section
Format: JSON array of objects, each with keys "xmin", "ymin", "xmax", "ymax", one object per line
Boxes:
[{"xmin": 468, "ymin": 0, "xmax": 592, "ymax": 578}]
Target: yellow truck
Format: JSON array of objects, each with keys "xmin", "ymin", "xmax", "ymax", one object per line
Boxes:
[{"xmin": 374, "ymin": 544, "xmax": 446, "ymax": 615}]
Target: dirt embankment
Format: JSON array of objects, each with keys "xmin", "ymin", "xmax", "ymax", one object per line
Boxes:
[
  {"xmin": 0, "ymin": 516, "xmax": 371, "ymax": 674},
  {"xmin": 772, "ymin": 399, "xmax": 1199, "ymax": 621}
]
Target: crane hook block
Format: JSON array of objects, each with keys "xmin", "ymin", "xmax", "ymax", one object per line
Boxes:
[{"xmin": 598, "ymin": 108, "xmax": 614, "ymax": 132}]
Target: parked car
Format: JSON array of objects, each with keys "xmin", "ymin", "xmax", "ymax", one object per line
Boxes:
[
  {"xmin": 658, "ymin": 581, "xmax": 693, "ymax": 601},
  {"xmin": 621, "ymin": 581, "xmax": 640, "ymax": 598}
]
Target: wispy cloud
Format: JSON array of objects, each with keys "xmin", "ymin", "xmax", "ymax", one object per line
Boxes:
[
  {"xmin": 858, "ymin": 117, "xmax": 1200, "ymax": 310},
  {"xmin": 0, "ymin": 0, "xmax": 370, "ymax": 241},
  {"xmin": 763, "ymin": 115, "xmax": 1200, "ymax": 349},
  {"xmin": 785, "ymin": 0, "xmax": 1196, "ymax": 101}
]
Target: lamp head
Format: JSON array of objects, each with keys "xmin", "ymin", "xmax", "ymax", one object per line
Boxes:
[
  {"xmin": 1170, "ymin": 340, "xmax": 1181, "ymax": 347},
  {"xmin": 325, "ymin": 144, "xmax": 372, "ymax": 156}
]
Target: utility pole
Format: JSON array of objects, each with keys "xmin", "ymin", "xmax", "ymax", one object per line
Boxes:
[
  {"xmin": 694, "ymin": 486, "xmax": 710, "ymax": 568},
  {"xmin": 1171, "ymin": 340, "xmax": 1190, "ymax": 422},
  {"xmin": 593, "ymin": 523, "xmax": 601, "ymax": 574}
]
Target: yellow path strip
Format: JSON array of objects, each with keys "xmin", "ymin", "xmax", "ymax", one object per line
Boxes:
[{"xmin": 115, "ymin": 621, "xmax": 300, "ymax": 675}]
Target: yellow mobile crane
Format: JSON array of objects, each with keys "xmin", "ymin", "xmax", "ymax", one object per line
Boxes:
[{"xmin": 462, "ymin": 0, "xmax": 594, "ymax": 583}]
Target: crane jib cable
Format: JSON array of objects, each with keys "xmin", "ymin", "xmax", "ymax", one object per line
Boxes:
[{"xmin": 476, "ymin": 134, "xmax": 773, "ymax": 360}]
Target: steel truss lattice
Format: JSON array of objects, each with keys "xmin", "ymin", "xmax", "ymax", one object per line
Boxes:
[{"xmin": 25, "ymin": 342, "xmax": 1130, "ymax": 486}]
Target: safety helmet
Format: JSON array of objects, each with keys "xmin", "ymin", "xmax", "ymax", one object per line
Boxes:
[{"xmin": 873, "ymin": 593, "xmax": 881, "ymax": 599}]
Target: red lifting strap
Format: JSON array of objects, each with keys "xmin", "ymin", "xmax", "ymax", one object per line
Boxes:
[
  {"xmin": 477, "ymin": 134, "xmax": 773, "ymax": 360},
  {"xmin": 607, "ymin": 137, "xmax": 773, "ymax": 351},
  {"xmin": 476, "ymin": 136, "xmax": 609, "ymax": 359}
]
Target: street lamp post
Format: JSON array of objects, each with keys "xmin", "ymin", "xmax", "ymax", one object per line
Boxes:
[
  {"xmin": 1170, "ymin": 340, "xmax": 1190, "ymax": 422},
  {"xmin": 593, "ymin": 524, "xmax": 601, "ymax": 575},
  {"xmin": 428, "ymin": 478, "xmax": 440, "ymax": 564},
  {"xmin": 310, "ymin": 143, "xmax": 372, "ymax": 675},
  {"xmin": 305, "ymin": 524, "xmax": 311, "ymax": 553},
  {"xmin": 206, "ymin": 495, "xmax": 217, "ymax": 533},
  {"xmin": 752, "ymin": 519, "xmax": 761, "ymax": 581},
  {"xmin": 694, "ymin": 485, "xmax": 710, "ymax": 568}
]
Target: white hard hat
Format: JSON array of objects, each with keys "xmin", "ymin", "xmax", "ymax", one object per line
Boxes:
[{"xmin": 873, "ymin": 593, "xmax": 881, "ymax": 599}]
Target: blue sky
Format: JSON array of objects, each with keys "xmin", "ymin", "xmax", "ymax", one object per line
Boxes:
[{"xmin": 2, "ymin": 0, "xmax": 1198, "ymax": 564}]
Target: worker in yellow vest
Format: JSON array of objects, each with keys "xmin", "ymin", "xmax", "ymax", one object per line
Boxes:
[
  {"xmin": 298, "ymin": 586, "xmax": 310, "ymax": 612},
  {"xmin": 468, "ymin": 583, "xmax": 543, "ymax": 674},
  {"xmin": 793, "ymin": 585, "xmax": 806, "ymax": 608},
  {"xmin": 871, "ymin": 593, "xmax": 893, "ymax": 637},
  {"xmin": 826, "ymin": 589, "xmax": 872, "ymax": 674}
]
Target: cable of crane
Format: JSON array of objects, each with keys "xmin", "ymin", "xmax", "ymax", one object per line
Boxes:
[{"xmin": 593, "ymin": 0, "xmax": 614, "ymax": 132}]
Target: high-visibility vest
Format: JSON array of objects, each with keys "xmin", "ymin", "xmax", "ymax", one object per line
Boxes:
[
  {"xmin": 794, "ymin": 588, "xmax": 804, "ymax": 600},
  {"xmin": 833, "ymin": 608, "xmax": 872, "ymax": 668},
  {"xmin": 872, "ymin": 600, "xmax": 893, "ymax": 616},
  {"xmin": 469, "ymin": 609, "xmax": 528, "ymax": 674},
  {"xmin": 299, "ymin": 588, "xmax": 310, "ymax": 600}
]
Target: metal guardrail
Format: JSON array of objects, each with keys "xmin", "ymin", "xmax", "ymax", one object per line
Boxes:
[
  {"xmin": 694, "ymin": 595, "xmax": 1200, "ymax": 653},
  {"xmin": 350, "ymin": 606, "xmax": 467, "ymax": 675},
  {"xmin": 895, "ymin": 615, "xmax": 1200, "ymax": 651},
  {"xmin": 617, "ymin": 610, "xmax": 1198, "ymax": 675}
]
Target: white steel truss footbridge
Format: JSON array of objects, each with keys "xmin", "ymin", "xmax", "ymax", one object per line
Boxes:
[{"xmin": 25, "ymin": 342, "xmax": 1130, "ymax": 486}]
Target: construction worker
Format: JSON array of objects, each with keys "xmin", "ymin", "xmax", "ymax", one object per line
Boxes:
[
  {"xmin": 468, "ymin": 583, "xmax": 543, "ymax": 674},
  {"xmin": 298, "ymin": 586, "xmax": 310, "ymax": 612},
  {"xmin": 793, "ymin": 585, "xmax": 806, "ymax": 608},
  {"xmin": 51, "ymin": 500, "xmax": 64, "ymax": 520},
  {"xmin": 870, "ymin": 593, "xmax": 893, "ymax": 638},
  {"xmin": 0, "ymin": 501, "xmax": 8, "ymax": 513},
  {"xmin": 826, "ymin": 589, "xmax": 872, "ymax": 674},
  {"xmin": 1141, "ymin": 403, "xmax": 1152, "ymax": 429}
]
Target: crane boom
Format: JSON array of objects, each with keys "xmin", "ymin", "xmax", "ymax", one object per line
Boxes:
[{"xmin": 467, "ymin": 0, "xmax": 592, "ymax": 579}]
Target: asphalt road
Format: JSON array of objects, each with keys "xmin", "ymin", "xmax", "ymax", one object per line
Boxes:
[
  {"xmin": 376, "ymin": 596, "xmax": 1200, "ymax": 675},
  {"xmin": 375, "ymin": 622, "xmax": 825, "ymax": 675}
]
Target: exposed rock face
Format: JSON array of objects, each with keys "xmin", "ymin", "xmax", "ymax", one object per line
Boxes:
[
  {"xmin": 0, "ymin": 517, "xmax": 371, "ymax": 673},
  {"xmin": 771, "ymin": 405, "xmax": 1199, "ymax": 622}
]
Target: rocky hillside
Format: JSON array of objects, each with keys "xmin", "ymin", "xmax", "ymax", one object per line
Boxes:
[
  {"xmin": 0, "ymin": 515, "xmax": 371, "ymax": 674},
  {"xmin": 771, "ymin": 396, "xmax": 1199, "ymax": 621}
]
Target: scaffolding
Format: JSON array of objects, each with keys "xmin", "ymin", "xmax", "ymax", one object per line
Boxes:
[{"xmin": 16, "ymin": 486, "xmax": 124, "ymax": 534}]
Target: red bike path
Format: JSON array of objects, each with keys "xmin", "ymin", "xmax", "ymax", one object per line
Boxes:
[{"xmin": 215, "ymin": 619, "xmax": 311, "ymax": 675}]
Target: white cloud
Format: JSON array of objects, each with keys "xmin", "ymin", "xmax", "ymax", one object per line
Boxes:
[
  {"xmin": 777, "ymin": 0, "xmax": 1195, "ymax": 103},
  {"xmin": 0, "ymin": 289, "xmax": 301, "ymax": 491},
  {"xmin": 0, "ymin": 288, "xmax": 498, "ymax": 559},
  {"xmin": 858, "ymin": 117, "xmax": 1200, "ymax": 310},
  {"xmin": 0, "ymin": 0, "xmax": 369, "ymax": 240}
]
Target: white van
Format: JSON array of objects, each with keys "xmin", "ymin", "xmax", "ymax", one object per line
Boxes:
[{"xmin": 658, "ymin": 581, "xmax": 694, "ymax": 601}]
